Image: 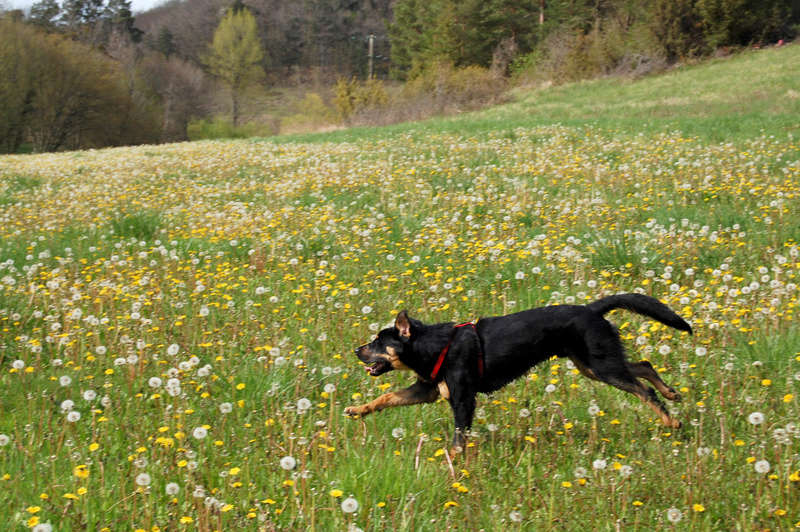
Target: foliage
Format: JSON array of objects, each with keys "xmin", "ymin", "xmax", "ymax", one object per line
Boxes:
[
  {"xmin": 391, "ymin": 0, "xmax": 800, "ymax": 82},
  {"xmin": 204, "ymin": 7, "xmax": 266, "ymax": 127},
  {"xmin": 186, "ymin": 116, "xmax": 275, "ymax": 141},
  {"xmin": 0, "ymin": 18, "xmax": 160, "ymax": 153},
  {"xmin": 280, "ymin": 92, "xmax": 337, "ymax": 134},
  {"xmin": 333, "ymin": 77, "xmax": 389, "ymax": 123}
]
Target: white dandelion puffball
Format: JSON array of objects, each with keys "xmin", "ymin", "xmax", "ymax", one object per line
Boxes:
[
  {"xmin": 392, "ymin": 427, "xmax": 406, "ymax": 439},
  {"xmin": 754, "ymin": 460, "xmax": 770, "ymax": 474},
  {"xmin": 165, "ymin": 482, "xmax": 180, "ymax": 495},
  {"xmin": 748, "ymin": 412, "xmax": 765, "ymax": 425},
  {"xmin": 32, "ymin": 524, "xmax": 53, "ymax": 532},
  {"xmin": 593, "ymin": 458, "xmax": 607, "ymax": 470},
  {"xmin": 167, "ymin": 343, "xmax": 180, "ymax": 356},
  {"xmin": 135, "ymin": 473, "xmax": 152, "ymax": 486},
  {"xmin": 0, "ymin": 434, "xmax": 10, "ymax": 446},
  {"xmin": 66, "ymin": 411, "xmax": 81, "ymax": 422},
  {"xmin": 192, "ymin": 426, "xmax": 208, "ymax": 439},
  {"xmin": 60, "ymin": 399, "xmax": 75, "ymax": 412},
  {"xmin": 82, "ymin": 389, "xmax": 97, "ymax": 401},
  {"xmin": 666, "ymin": 507, "xmax": 682, "ymax": 523},
  {"xmin": 544, "ymin": 384, "xmax": 556, "ymax": 393},
  {"xmin": 296, "ymin": 398, "xmax": 312, "ymax": 412},
  {"xmin": 59, "ymin": 375, "xmax": 72, "ymax": 387},
  {"xmin": 148, "ymin": 377, "xmax": 162, "ymax": 388},
  {"xmin": 341, "ymin": 496, "xmax": 359, "ymax": 513},
  {"xmin": 280, "ymin": 456, "xmax": 297, "ymax": 470},
  {"xmin": 219, "ymin": 402, "xmax": 233, "ymax": 414},
  {"xmin": 12, "ymin": 360, "xmax": 24, "ymax": 370}
]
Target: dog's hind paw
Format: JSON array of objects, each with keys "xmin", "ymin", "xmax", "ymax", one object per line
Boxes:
[{"xmin": 665, "ymin": 389, "xmax": 682, "ymax": 402}]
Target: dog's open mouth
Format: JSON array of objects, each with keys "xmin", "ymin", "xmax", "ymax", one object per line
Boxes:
[{"xmin": 365, "ymin": 358, "xmax": 391, "ymax": 376}]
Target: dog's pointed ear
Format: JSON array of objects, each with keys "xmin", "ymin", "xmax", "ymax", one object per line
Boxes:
[{"xmin": 395, "ymin": 310, "xmax": 412, "ymax": 338}]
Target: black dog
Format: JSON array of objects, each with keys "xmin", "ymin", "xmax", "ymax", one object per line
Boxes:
[{"xmin": 345, "ymin": 293, "xmax": 692, "ymax": 455}]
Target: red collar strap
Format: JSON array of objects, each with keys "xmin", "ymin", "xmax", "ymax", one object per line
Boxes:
[{"xmin": 430, "ymin": 322, "xmax": 484, "ymax": 381}]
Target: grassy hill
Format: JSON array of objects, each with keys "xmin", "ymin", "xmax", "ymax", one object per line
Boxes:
[
  {"xmin": 284, "ymin": 43, "xmax": 800, "ymax": 143},
  {"xmin": 0, "ymin": 45, "xmax": 798, "ymax": 531}
]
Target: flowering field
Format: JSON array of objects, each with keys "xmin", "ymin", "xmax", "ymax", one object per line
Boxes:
[{"xmin": 1, "ymin": 52, "xmax": 799, "ymax": 531}]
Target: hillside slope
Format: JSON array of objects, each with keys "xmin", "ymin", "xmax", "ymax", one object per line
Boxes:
[{"xmin": 282, "ymin": 43, "xmax": 800, "ymax": 143}]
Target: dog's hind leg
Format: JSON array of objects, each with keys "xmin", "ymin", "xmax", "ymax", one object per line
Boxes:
[
  {"xmin": 627, "ymin": 360, "xmax": 682, "ymax": 402},
  {"xmin": 599, "ymin": 371, "xmax": 682, "ymax": 428}
]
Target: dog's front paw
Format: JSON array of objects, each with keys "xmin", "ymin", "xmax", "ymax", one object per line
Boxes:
[{"xmin": 344, "ymin": 405, "xmax": 368, "ymax": 417}]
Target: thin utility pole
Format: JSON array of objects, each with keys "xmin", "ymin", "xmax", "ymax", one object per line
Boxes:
[{"xmin": 368, "ymin": 33, "xmax": 375, "ymax": 79}]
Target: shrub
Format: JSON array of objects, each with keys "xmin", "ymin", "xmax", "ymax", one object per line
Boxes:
[
  {"xmin": 187, "ymin": 116, "xmax": 274, "ymax": 141},
  {"xmin": 280, "ymin": 92, "xmax": 338, "ymax": 134},
  {"xmin": 333, "ymin": 77, "xmax": 389, "ymax": 124}
]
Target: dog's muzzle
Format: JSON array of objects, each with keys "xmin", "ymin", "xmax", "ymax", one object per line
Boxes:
[{"xmin": 354, "ymin": 346, "xmax": 393, "ymax": 376}]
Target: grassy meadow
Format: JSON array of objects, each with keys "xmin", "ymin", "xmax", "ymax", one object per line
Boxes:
[{"xmin": 0, "ymin": 44, "xmax": 798, "ymax": 531}]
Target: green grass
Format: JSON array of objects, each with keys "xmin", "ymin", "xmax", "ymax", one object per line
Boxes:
[{"xmin": 0, "ymin": 44, "xmax": 798, "ymax": 531}]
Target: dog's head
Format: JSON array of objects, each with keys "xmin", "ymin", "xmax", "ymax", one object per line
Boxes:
[{"xmin": 354, "ymin": 311, "xmax": 416, "ymax": 376}]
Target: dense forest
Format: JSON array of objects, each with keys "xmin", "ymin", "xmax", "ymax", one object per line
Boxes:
[{"xmin": 1, "ymin": 0, "xmax": 798, "ymax": 152}]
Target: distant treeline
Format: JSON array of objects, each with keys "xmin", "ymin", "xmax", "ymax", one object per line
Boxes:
[{"xmin": 1, "ymin": 0, "xmax": 798, "ymax": 153}]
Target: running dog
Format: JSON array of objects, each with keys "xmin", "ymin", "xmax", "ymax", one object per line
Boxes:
[{"xmin": 345, "ymin": 293, "xmax": 692, "ymax": 455}]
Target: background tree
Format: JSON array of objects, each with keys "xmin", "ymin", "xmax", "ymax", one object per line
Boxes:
[
  {"xmin": 27, "ymin": 0, "xmax": 60, "ymax": 30},
  {"xmin": 0, "ymin": 18, "xmax": 34, "ymax": 153},
  {"xmin": 204, "ymin": 7, "xmax": 265, "ymax": 127}
]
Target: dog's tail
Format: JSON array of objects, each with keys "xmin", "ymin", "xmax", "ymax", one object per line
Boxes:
[{"xmin": 587, "ymin": 293, "xmax": 692, "ymax": 334}]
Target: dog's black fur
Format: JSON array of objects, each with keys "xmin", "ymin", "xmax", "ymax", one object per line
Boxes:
[{"xmin": 345, "ymin": 293, "xmax": 692, "ymax": 454}]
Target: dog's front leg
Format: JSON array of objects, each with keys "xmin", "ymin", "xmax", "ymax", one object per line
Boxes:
[
  {"xmin": 345, "ymin": 379, "xmax": 439, "ymax": 417},
  {"xmin": 445, "ymin": 380, "xmax": 477, "ymax": 457}
]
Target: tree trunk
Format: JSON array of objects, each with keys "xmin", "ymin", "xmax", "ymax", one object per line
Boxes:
[{"xmin": 232, "ymin": 85, "xmax": 239, "ymax": 128}]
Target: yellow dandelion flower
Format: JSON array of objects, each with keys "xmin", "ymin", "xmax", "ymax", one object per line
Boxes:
[
  {"xmin": 692, "ymin": 504, "xmax": 705, "ymax": 512},
  {"xmin": 443, "ymin": 501, "xmax": 458, "ymax": 509},
  {"xmin": 330, "ymin": 489, "xmax": 343, "ymax": 497},
  {"xmin": 179, "ymin": 516, "xmax": 193, "ymax": 524}
]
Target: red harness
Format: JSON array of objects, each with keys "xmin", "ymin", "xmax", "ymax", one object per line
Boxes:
[{"xmin": 430, "ymin": 322, "xmax": 484, "ymax": 381}]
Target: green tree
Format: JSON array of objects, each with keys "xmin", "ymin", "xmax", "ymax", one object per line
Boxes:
[
  {"xmin": 27, "ymin": 0, "xmax": 60, "ymax": 30},
  {"xmin": 651, "ymin": 0, "xmax": 703, "ymax": 60},
  {"xmin": 0, "ymin": 18, "xmax": 34, "ymax": 153},
  {"xmin": 390, "ymin": 0, "xmax": 539, "ymax": 78},
  {"xmin": 695, "ymin": 0, "xmax": 793, "ymax": 47},
  {"xmin": 204, "ymin": 7, "xmax": 265, "ymax": 127}
]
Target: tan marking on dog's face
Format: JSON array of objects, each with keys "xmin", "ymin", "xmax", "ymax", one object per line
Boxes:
[
  {"xmin": 383, "ymin": 346, "xmax": 410, "ymax": 370},
  {"xmin": 437, "ymin": 381, "xmax": 450, "ymax": 399}
]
